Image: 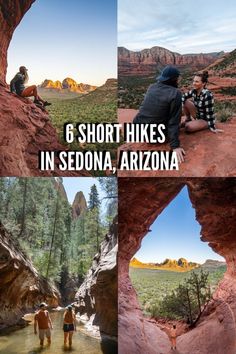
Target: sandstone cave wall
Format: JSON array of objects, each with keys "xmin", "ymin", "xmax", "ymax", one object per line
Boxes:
[{"xmin": 118, "ymin": 178, "xmax": 236, "ymax": 354}]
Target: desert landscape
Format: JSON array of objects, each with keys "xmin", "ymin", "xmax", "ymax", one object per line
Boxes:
[{"xmin": 118, "ymin": 46, "xmax": 236, "ymax": 177}]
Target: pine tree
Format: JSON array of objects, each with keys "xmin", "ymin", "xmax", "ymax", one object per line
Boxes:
[{"xmin": 88, "ymin": 184, "xmax": 100, "ymax": 210}]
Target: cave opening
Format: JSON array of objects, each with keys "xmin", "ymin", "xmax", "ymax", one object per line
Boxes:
[{"xmin": 129, "ymin": 185, "xmax": 226, "ymax": 331}]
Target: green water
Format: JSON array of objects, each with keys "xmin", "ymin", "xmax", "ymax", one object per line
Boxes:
[{"xmin": 0, "ymin": 312, "xmax": 116, "ymax": 354}]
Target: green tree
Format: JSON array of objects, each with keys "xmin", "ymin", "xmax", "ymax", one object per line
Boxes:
[
  {"xmin": 88, "ymin": 184, "xmax": 100, "ymax": 210},
  {"xmin": 98, "ymin": 177, "xmax": 117, "ymax": 226},
  {"xmin": 155, "ymin": 270, "xmax": 211, "ymax": 326}
]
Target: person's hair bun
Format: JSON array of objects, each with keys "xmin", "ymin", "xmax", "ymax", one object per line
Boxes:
[{"xmin": 202, "ymin": 71, "xmax": 209, "ymax": 82}]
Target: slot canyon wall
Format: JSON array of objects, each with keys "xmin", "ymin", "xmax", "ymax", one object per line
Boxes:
[
  {"xmin": 118, "ymin": 178, "xmax": 236, "ymax": 354},
  {"xmin": 0, "ymin": 222, "xmax": 59, "ymax": 330}
]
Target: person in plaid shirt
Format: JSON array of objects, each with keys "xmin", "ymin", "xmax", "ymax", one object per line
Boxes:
[{"xmin": 182, "ymin": 71, "xmax": 223, "ymax": 134}]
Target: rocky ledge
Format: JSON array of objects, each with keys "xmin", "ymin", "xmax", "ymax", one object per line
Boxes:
[
  {"xmin": 0, "ymin": 222, "xmax": 60, "ymax": 330},
  {"xmin": 118, "ymin": 109, "xmax": 236, "ymax": 177}
]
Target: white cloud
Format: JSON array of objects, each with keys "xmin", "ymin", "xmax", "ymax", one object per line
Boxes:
[{"xmin": 118, "ymin": 0, "xmax": 236, "ymax": 53}]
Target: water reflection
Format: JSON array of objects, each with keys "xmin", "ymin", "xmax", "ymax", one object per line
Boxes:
[{"xmin": 0, "ymin": 312, "xmax": 116, "ymax": 354}]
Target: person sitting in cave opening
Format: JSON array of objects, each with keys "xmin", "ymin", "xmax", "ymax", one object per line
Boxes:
[
  {"xmin": 34, "ymin": 302, "xmax": 53, "ymax": 347},
  {"xmin": 133, "ymin": 65, "xmax": 185, "ymax": 163},
  {"xmin": 63, "ymin": 305, "xmax": 76, "ymax": 348},
  {"xmin": 181, "ymin": 71, "xmax": 223, "ymax": 134},
  {"xmin": 10, "ymin": 66, "xmax": 51, "ymax": 107}
]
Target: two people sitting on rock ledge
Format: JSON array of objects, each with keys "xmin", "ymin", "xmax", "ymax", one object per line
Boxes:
[
  {"xmin": 10, "ymin": 66, "xmax": 51, "ymax": 107},
  {"xmin": 133, "ymin": 65, "xmax": 223, "ymax": 163}
]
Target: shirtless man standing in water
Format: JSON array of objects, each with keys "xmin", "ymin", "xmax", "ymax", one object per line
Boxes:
[{"xmin": 34, "ymin": 303, "xmax": 53, "ymax": 346}]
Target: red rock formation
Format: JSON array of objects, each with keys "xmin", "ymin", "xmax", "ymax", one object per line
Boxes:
[
  {"xmin": 75, "ymin": 217, "xmax": 118, "ymax": 338},
  {"xmin": 62, "ymin": 77, "xmax": 79, "ymax": 92},
  {"xmin": 118, "ymin": 178, "xmax": 236, "ymax": 354},
  {"xmin": 0, "ymin": 222, "xmax": 60, "ymax": 329},
  {"xmin": 130, "ymin": 257, "xmax": 199, "ymax": 271},
  {"xmin": 41, "ymin": 79, "xmax": 62, "ymax": 90},
  {"xmin": 118, "ymin": 46, "xmax": 223, "ymax": 76},
  {"xmin": 0, "ymin": 1, "xmax": 89, "ymax": 176},
  {"xmin": 0, "ymin": 87, "xmax": 90, "ymax": 176},
  {"xmin": 118, "ymin": 109, "xmax": 236, "ymax": 177},
  {"xmin": 72, "ymin": 191, "xmax": 87, "ymax": 219},
  {"xmin": 40, "ymin": 78, "xmax": 97, "ymax": 93}
]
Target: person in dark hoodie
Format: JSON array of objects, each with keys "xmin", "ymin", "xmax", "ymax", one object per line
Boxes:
[
  {"xmin": 10, "ymin": 66, "xmax": 51, "ymax": 107},
  {"xmin": 133, "ymin": 65, "xmax": 185, "ymax": 163}
]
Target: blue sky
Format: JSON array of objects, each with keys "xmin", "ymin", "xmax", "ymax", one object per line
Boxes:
[
  {"xmin": 118, "ymin": 0, "xmax": 236, "ymax": 53},
  {"xmin": 134, "ymin": 186, "xmax": 225, "ymax": 264},
  {"xmin": 7, "ymin": 0, "xmax": 117, "ymax": 86}
]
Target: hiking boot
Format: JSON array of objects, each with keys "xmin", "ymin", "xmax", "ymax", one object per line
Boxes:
[
  {"xmin": 34, "ymin": 99, "xmax": 42, "ymax": 105},
  {"xmin": 43, "ymin": 101, "xmax": 52, "ymax": 107}
]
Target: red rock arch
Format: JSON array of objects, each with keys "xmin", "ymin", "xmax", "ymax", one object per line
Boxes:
[{"xmin": 118, "ymin": 178, "xmax": 236, "ymax": 354}]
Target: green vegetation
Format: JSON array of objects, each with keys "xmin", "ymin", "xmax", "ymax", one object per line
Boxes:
[
  {"xmin": 129, "ymin": 265, "xmax": 226, "ymax": 318},
  {"xmin": 210, "ymin": 49, "xmax": 236, "ymax": 71},
  {"xmin": 152, "ymin": 270, "xmax": 211, "ymax": 326},
  {"xmin": 215, "ymin": 101, "xmax": 236, "ymax": 122},
  {"xmin": 219, "ymin": 87, "xmax": 236, "ymax": 96},
  {"xmin": 118, "ymin": 75, "xmax": 156, "ymax": 109},
  {"xmin": 41, "ymin": 81, "xmax": 118, "ymax": 163},
  {"xmin": 0, "ymin": 177, "xmax": 117, "ymax": 282}
]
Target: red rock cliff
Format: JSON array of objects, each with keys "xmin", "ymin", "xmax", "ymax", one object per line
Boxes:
[
  {"xmin": 0, "ymin": 222, "xmax": 60, "ymax": 329},
  {"xmin": 118, "ymin": 46, "xmax": 223, "ymax": 76},
  {"xmin": 0, "ymin": 0, "xmax": 89, "ymax": 176}
]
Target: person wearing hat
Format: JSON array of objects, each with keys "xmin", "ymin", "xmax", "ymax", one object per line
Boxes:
[
  {"xmin": 10, "ymin": 66, "xmax": 51, "ymax": 107},
  {"xmin": 133, "ymin": 65, "xmax": 185, "ymax": 163},
  {"xmin": 34, "ymin": 302, "xmax": 53, "ymax": 347},
  {"xmin": 63, "ymin": 304, "xmax": 76, "ymax": 348}
]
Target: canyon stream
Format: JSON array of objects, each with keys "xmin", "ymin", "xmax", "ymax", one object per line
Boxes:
[{"xmin": 0, "ymin": 311, "xmax": 116, "ymax": 354}]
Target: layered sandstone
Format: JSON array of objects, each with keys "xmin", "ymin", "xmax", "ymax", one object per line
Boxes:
[
  {"xmin": 72, "ymin": 191, "xmax": 87, "ymax": 219},
  {"xmin": 118, "ymin": 178, "xmax": 236, "ymax": 354},
  {"xmin": 0, "ymin": 222, "xmax": 60, "ymax": 330},
  {"xmin": 75, "ymin": 217, "xmax": 118, "ymax": 338},
  {"xmin": 0, "ymin": 0, "xmax": 35, "ymax": 85},
  {"xmin": 118, "ymin": 46, "xmax": 223, "ymax": 76}
]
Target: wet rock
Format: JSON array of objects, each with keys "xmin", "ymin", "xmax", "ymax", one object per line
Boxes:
[
  {"xmin": 0, "ymin": 222, "xmax": 60, "ymax": 330},
  {"xmin": 75, "ymin": 217, "xmax": 118, "ymax": 338}
]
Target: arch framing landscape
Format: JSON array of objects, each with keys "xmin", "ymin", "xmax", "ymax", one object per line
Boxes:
[{"xmin": 118, "ymin": 178, "xmax": 236, "ymax": 354}]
